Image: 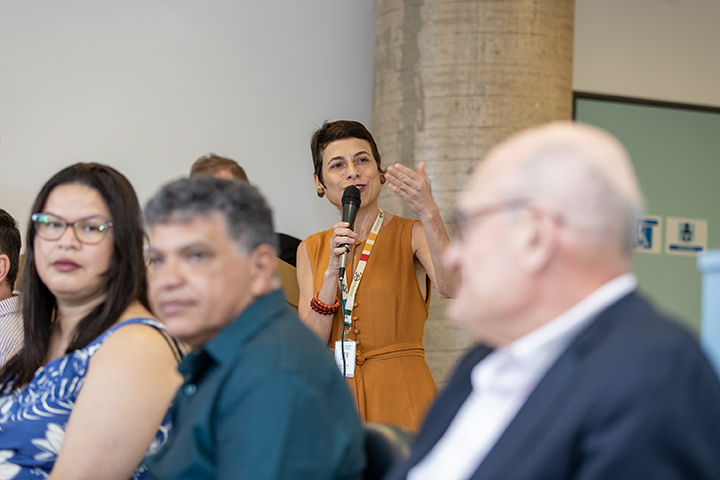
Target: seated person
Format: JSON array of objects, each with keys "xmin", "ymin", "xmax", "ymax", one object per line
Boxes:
[
  {"xmin": 0, "ymin": 208, "xmax": 23, "ymax": 366},
  {"xmin": 190, "ymin": 153, "xmax": 301, "ymax": 266},
  {"xmin": 190, "ymin": 153, "xmax": 249, "ymax": 182},
  {"xmin": 386, "ymin": 122, "xmax": 720, "ymax": 480},
  {"xmin": 0, "ymin": 163, "xmax": 182, "ymax": 479},
  {"xmin": 144, "ymin": 176, "xmax": 365, "ymax": 480}
]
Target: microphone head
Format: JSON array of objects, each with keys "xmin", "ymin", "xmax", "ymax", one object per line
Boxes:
[{"xmin": 342, "ymin": 186, "xmax": 362, "ymax": 207}]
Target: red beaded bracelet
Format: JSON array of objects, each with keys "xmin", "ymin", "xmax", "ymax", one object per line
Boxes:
[{"xmin": 311, "ymin": 292, "xmax": 340, "ymax": 315}]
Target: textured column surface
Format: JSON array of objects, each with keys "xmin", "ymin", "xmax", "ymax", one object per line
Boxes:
[{"xmin": 372, "ymin": 0, "xmax": 574, "ymax": 386}]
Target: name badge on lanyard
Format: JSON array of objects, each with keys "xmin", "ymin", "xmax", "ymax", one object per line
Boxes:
[
  {"xmin": 336, "ymin": 209, "xmax": 384, "ymax": 377},
  {"xmin": 335, "ymin": 340, "xmax": 356, "ymax": 377}
]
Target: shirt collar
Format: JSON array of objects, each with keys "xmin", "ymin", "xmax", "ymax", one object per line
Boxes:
[
  {"xmin": 0, "ymin": 294, "xmax": 20, "ymax": 316},
  {"xmin": 178, "ymin": 290, "xmax": 287, "ymax": 380},
  {"xmin": 472, "ymin": 273, "xmax": 637, "ymax": 392},
  {"xmin": 507, "ymin": 273, "xmax": 636, "ymax": 360},
  {"xmin": 203, "ymin": 289, "xmax": 287, "ymax": 364}
]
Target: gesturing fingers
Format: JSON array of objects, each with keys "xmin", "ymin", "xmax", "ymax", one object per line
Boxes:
[
  {"xmin": 386, "ymin": 162, "xmax": 434, "ymax": 215},
  {"xmin": 387, "ymin": 163, "xmax": 421, "ymax": 190}
]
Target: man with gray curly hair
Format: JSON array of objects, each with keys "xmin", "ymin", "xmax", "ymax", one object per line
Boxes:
[{"xmin": 144, "ymin": 177, "xmax": 364, "ymax": 480}]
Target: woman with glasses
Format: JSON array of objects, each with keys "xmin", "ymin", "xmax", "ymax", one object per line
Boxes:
[
  {"xmin": 297, "ymin": 121, "xmax": 460, "ymax": 433},
  {"xmin": 0, "ymin": 163, "xmax": 182, "ymax": 480}
]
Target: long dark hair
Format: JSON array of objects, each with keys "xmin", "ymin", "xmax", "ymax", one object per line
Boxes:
[{"xmin": 0, "ymin": 163, "xmax": 149, "ymax": 390}]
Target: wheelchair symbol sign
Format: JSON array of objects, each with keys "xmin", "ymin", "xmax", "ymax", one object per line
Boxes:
[{"xmin": 633, "ymin": 216, "xmax": 662, "ymax": 254}]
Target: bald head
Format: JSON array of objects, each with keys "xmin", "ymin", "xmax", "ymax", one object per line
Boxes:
[
  {"xmin": 470, "ymin": 121, "xmax": 643, "ymax": 260},
  {"xmin": 446, "ymin": 122, "xmax": 644, "ymax": 346}
]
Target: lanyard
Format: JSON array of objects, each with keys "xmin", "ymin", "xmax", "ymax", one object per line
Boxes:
[{"xmin": 339, "ymin": 209, "xmax": 384, "ymax": 339}]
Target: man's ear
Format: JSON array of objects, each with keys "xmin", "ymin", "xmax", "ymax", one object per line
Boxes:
[
  {"xmin": 0, "ymin": 254, "xmax": 9, "ymax": 286},
  {"xmin": 514, "ymin": 207, "xmax": 560, "ymax": 275},
  {"xmin": 248, "ymin": 244, "xmax": 277, "ymax": 298}
]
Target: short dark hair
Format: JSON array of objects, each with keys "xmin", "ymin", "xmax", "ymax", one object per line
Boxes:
[
  {"xmin": 190, "ymin": 154, "xmax": 249, "ymax": 182},
  {"xmin": 1, "ymin": 163, "xmax": 149, "ymax": 390},
  {"xmin": 0, "ymin": 209, "xmax": 21, "ymax": 290},
  {"xmin": 145, "ymin": 176, "xmax": 277, "ymax": 254},
  {"xmin": 310, "ymin": 120, "xmax": 385, "ymax": 186}
]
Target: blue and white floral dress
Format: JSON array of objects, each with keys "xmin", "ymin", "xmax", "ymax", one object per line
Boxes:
[{"xmin": 0, "ymin": 318, "xmax": 175, "ymax": 480}]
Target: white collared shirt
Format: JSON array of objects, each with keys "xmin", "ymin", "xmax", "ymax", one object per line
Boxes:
[
  {"xmin": 408, "ymin": 274, "xmax": 637, "ymax": 480},
  {"xmin": 0, "ymin": 294, "xmax": 24, "ymax": 367}
]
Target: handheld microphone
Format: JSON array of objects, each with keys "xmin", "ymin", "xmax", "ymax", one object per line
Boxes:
[{"xmin": 339, "ymin": 186, "xmax": 361, "ymax": 274}]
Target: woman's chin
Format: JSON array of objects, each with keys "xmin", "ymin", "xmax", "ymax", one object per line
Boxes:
[
  {"xmin": 360, "ymin": 189, "xmax": 380, "ymax": 206},
  {"xmin": 51, "ymin": 286, "xmax": 106, "ymax": 308}
]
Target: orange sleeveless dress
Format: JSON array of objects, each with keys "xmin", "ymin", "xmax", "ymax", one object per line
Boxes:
[{"xmin": 305, "ymin": 215, "xmax": 437, "ymax": 432}]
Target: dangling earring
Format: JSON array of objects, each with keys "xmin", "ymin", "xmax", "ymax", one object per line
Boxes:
[
  {"xmin": 317, "ymin": 187, "xmax": 325, "ymax": 198},
  {"xmin": 380, "ymin": 175, "xmax": 386, "ymax": 185}
]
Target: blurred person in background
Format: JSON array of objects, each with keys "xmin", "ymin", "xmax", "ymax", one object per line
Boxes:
[
  {"xmin": 0, "ymin": 208, "xmax": 23, "ymax": 367},
  {"xmin": 190, "ymin": 153, "xmax": 249, "ymax": 182},
  {"xmin": 190, "ymin": 153, "xmax": 301, "ymax": 267}
]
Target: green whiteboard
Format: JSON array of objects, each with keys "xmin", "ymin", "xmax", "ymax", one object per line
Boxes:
[{"xmin": 574, "ymin": 93, "xmax": 720, "ymax": 334}]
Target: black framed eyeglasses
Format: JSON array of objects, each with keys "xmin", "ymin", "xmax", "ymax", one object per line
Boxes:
[
  {"xmin": 447, "ymin": 199, "xmax": 530, "ymax": 242},
  {"xmin": 31, "ymin": 213, "xmax": 113, "ymax": 245}
]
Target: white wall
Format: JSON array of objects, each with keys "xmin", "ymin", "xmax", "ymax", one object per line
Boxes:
[
  {"xmin": 574, "ymin": 0, "xmax": 720, "ymax": 107},
  {"xmin": 0, "ymin": 1, "xmax": 374, "ymax": 242},
  {"xmin": 3, "ymin": 0, "xmax": 719, "ymax": 246}
]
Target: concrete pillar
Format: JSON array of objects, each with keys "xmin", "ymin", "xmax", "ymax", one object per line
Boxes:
[{"xmin": 372, "ymin": 0, "xmax": 574, "ymax": 385}]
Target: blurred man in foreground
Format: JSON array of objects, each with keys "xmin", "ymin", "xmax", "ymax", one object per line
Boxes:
[
  {"xmin": 388, "ymin": 122, "xmax": 720, "ymax": 480},
  {"xmin": 144, "ymin": 177, "xmax": 364, "ymax": 480}
]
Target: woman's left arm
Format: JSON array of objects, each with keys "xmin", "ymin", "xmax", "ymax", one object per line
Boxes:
[
  {"xmin": 386, "ymin": 162, "xmax": 460, "ymax": 298},
  {"xmin": 48, "ymin": 324, "xmax": 183, "ymax": 480}
]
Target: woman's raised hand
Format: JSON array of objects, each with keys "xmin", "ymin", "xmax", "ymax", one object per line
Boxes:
[
  {"xmin": 386, "ymin": 161, "xmax": 460, "ymax": 299},
  {"xmin": 385, "ymin": 162, "xmax": 438, "ymax": 220}
]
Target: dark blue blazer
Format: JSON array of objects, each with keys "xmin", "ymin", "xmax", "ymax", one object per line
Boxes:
[{"xmin": 386, "ymin": 292, "xmax": 720, "ymax": 480}]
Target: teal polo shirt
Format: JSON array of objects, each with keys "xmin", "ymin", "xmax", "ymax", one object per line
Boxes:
[{"xmin": 147, "ymin": 290, "xmax": 365, "ymax": 480}]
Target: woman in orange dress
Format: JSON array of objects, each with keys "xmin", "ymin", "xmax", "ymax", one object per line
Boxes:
[{"xmin": 297, "ymin": 120, "xmax": 459, "ymax": 432}]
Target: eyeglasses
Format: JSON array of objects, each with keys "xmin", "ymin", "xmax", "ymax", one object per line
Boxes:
[
  {"xmin": 448, "ymin": 199, "xmax": 530, "ymax": 242},
  {"xmin": 31, "ymin": 213, "xmax": 113, "ymax": 245}
]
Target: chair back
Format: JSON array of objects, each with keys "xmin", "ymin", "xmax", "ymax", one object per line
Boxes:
[
  {"xmin": 363, "ymin": 422, "xmax": 415, "ymax": 480},
  {"xmin": 276, "ymin": 259, "xmax": 299, "ymax": 313}
]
